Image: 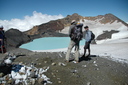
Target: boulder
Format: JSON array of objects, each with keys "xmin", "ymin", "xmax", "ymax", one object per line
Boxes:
[{"xmin": 5, "ymin": 29, "xmax": 31, "ymax": 48}]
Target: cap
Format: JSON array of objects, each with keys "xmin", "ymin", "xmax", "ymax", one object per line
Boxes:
[
  {"xmin": 71, "ymin": 20, "xmax": 76, "ymax": 24},
  {"xmin": 84, "ymin": 26, "xmax": 89, "ymax": 28}
]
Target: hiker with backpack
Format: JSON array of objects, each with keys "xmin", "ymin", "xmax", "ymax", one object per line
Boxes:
[
  {"xmin": 65, "ymin": 20, "xmax": 83, "ymax": 63},
  {"xmin": 0, "ymin": 25, "xmax": 6, "ymax": 53},
  {"xmin": 83, "ymin": 26, "xmax": 95, "ymax": 58}
]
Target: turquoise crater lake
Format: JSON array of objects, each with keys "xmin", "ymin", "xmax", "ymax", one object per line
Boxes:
[{"xmin": 20, "ymin": 37, "xmax": 85, "ymax": 50}]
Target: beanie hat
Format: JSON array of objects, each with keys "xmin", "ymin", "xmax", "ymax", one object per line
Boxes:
[{"xmin": 84, "ymin": 26, "xmax": 89, "ymax": 28}]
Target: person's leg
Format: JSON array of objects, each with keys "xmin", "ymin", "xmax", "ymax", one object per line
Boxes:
[
  {"xmin": 83, "ymin": 42, "xmax": 88, "ymax": 57},
  {"xmin": 87, "ymin": 43, "xmax": 91, "ymax": 57},
  {"xmin": 65, "ymin": 40, "xmax": 75, "ymax": 62},
  {"xmin": 83, "ymin": 48, "xmax": 86, "ymax": 57},
  {"xmin": 74, "ymin": 41, "xmax": 80, "ymax": 62}
]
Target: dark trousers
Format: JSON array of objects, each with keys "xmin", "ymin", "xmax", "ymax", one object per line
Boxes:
[{"xmin": 83, "ymin": 41, "xmax": 91, "ymax": 57}]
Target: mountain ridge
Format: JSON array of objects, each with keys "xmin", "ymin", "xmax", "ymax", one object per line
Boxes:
[
  {"xmin": 5, "ymin": 13, "xmax": 128, "ymax": 48},
  {"xmin": 24, "ymin": 13, "xmax": 128, "ymax": 36},
  {"xmin": 84, "ymin": 13, "xmax": 128, "ymax": 26}
]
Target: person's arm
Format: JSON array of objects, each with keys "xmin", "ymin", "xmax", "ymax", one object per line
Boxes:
[
  {"xmin": 0, "ymin": 31, "xmax": 5, "ymax": 42},
  {"xmin": 88, "ymin": 31, "xmax": 92, "ymax": 43},
  {"xmin": 0, "ymin": 35, "xmax": 3, "ymax": 45},
  {"xmin": 0, "ymin": 32, "xmax": 3, "ymax": 39},
  {"xmin": 69, "ymin": 25, "xmax": 75, "ymax": 37},
  {"xmin": 83, "ymin": 31, "xmax": 86, "ymax": 39}
]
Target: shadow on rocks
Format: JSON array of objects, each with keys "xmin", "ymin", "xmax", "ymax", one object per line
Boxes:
[
  {"xmin": 0, "ymin": 64, "xmax": 12, "ymax": 75},
  {"xmin": 79, "ymin": 55, "xmax": 97, "ymax": 62}
]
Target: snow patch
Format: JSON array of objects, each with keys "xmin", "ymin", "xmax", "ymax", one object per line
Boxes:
[
  {"xmin": 35, "ymin": 38, "xmax": 128, "ymax": 64},
  {"xmin": 60, "ymin": 19, "xmax": 125, "ymax": 39}
]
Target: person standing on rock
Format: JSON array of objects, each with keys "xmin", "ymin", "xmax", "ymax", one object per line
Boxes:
[
  {"xmin": 83, "ymin": 26, "xmax": 95, "ymax": 58},
  {"xmin": 65, "ymin": 20, "xmax": 83, "ymax": 63},
  {"xmin": 0, "ymin": 25, "xmax": 6, "ymax": 53}
]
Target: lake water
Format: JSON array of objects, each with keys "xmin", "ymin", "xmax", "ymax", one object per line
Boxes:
[{"xmin": 20, "ymin": 37, "xmax": 85, "ymax": 50}]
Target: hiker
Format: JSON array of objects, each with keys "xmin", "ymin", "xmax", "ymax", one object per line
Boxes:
[
  {"xmin": 65, "ymin": 20, "xmax": 83, "ymax": 63},
  {"xmin": 0, "ymin": 25, "xmax": 6, "ymax": 53},
  {"xmin": 83, "ymin": 26, "xmax": 95, "ymax": 58}
]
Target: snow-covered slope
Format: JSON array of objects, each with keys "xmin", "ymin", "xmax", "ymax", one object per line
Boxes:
[
  {"xmin": 61, "ymin": 19, "xmax": 128, "ymax": 43},
  {"xmin": 89, "ymin": 38, "xmax": 128, "ymax": 63},
  {"xmin": 36, "ymin": 38, "xmax": 128, "ymax": 63},
  {"xmin": 50, "ymin": 19, "xmax": 128, "ymax": 63}
]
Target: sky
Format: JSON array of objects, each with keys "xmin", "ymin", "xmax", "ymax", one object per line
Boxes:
[{"xmin": 0, "ymin": 0, "xmax": 128, "ymax": 31}]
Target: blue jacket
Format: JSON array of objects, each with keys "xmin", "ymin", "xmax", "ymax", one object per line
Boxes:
[
  {"xmin": 0, "ymin": 31, "xmax": 5, "ymax": 39},
  {"xmin": 83, "ymin": 30, "xmax": 92, "ymax": 42}
]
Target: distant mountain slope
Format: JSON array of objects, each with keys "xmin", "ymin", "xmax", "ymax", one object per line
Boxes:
[
  {"xmin": 84, "ymin": 13, "xmax": 128, "ymax": 26},
  {"xmin": 24, "ymin": 13, "xmax": 83, "ymax": 36},
  {"xmin": 24, "ymin": 13, "xmax": 128, "ymax": 39},
  {"xmin": 61, "ymin": 13, "xmax": 128, "ymax": 41},
  {"xmin": 5, "ymin": 13, "xmax": 128, "ymax": 48}
]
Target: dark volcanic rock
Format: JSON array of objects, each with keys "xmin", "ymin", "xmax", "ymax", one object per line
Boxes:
[
  {"xmin": 4, "ymin": 28, "xmax": 68, "ymax": 50},
  {"xmin": 5, "ymin": 29, "xmax": 31, "ymax": 48},
  {"xmin": 12, "ymin": 52, "xmax": 128, "ymax": 85},
  {"xmin": 96, "ymin": 30, "xmax": 119, "ymax": 40}
]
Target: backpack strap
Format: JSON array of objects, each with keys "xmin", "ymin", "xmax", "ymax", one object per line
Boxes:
[{"xmin": 90, "ymin": 31, "xmax": 95, "ymax": 40}]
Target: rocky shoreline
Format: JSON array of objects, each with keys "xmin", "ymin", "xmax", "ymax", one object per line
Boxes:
[{"xmin": 0, "ymin": 48, "xmax": 128, "ymax": 85}]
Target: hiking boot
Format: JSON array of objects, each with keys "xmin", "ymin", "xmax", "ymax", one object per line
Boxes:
[
  {"xmin": 73, "ymin": 61, "xmax": 79, "ymax": 63},
  {"xmin": 75, "ymin": 61, "xmax": 79, "ymax": 63},
  {"xmin": 82, "ymin": 54, "xmax": 86, "ymax": 58},
  {"xmin": 86, "ymin": 54, "xmax": 90, "ymax": 57},
  {"xmin": 65, "ymin": 60, "xmax": 69, "ymax": 63}
]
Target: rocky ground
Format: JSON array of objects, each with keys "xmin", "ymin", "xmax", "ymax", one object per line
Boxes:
[{"xmin": 0, "ymin": 48, "xmax": 128, "ymax": 85}]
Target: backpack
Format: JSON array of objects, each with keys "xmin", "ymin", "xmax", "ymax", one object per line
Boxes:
[
  {"xmin": 70, "ymin": 26, "xmax": 83, "ymax": 41},
  {"xmin": 91, "ymin": 31, "xmax": 95, "ymax": 40}
]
